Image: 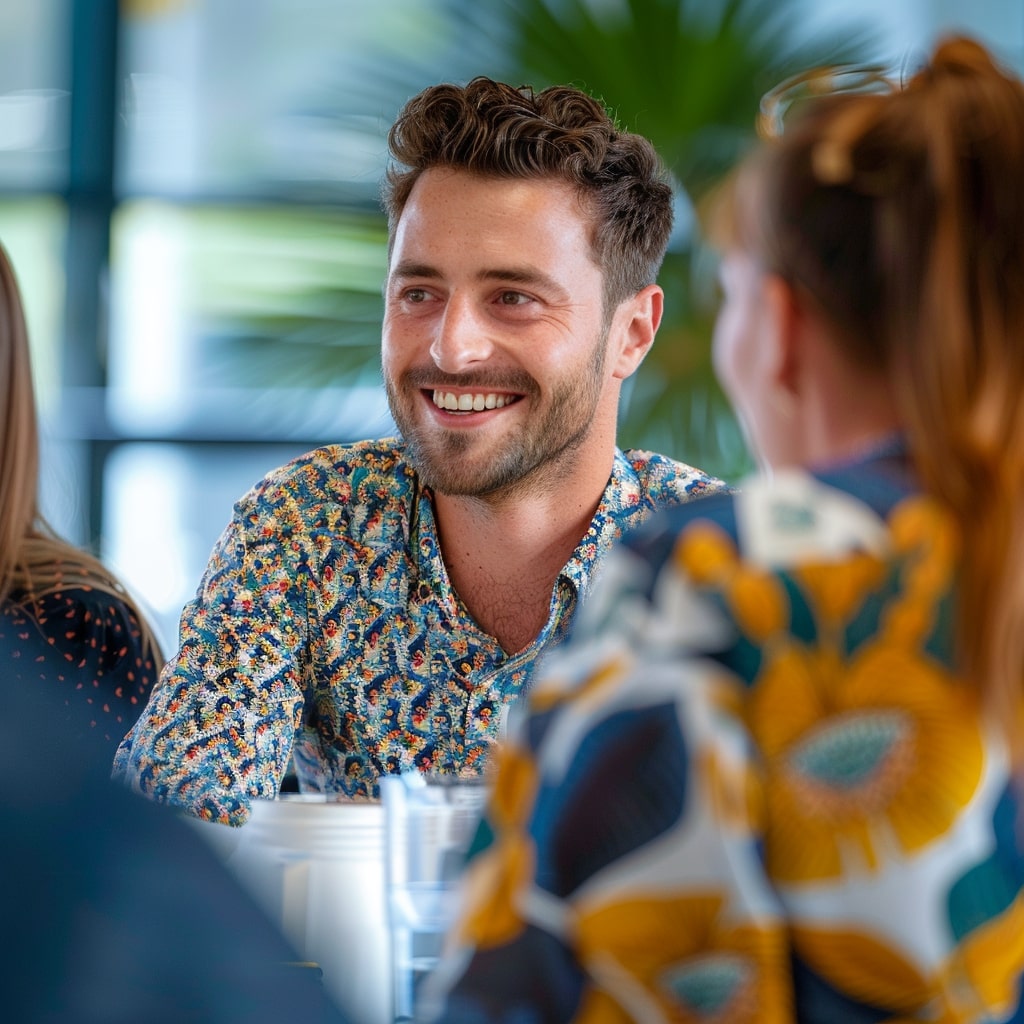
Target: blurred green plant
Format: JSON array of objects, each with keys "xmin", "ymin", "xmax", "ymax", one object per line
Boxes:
[
  {"xmin": 214, "ymin": 0, "xmax": 878, "ymax": 482},
  {"xmin": 483, "ymin": 0, "xmax": 877, "ymax": 480},
  {"xmin": 196, "ymin": 206, "xmax": 389, "ymax": 388}
]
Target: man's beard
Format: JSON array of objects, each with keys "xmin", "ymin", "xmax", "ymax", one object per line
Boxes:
[{"xmin": 385, "ymin": 331, "xmax": 608, "ymax": 500}]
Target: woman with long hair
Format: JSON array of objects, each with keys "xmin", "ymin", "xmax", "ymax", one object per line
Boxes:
[
  {"xmin": 427, "ymin": 36, "xmax": 1024, "ymax": 1023},
  {"xmin": 0, "ymin": 242, "xmax": 161, "ymax": 757}
]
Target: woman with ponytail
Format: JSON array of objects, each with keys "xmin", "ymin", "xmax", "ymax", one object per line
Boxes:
[
  {"xmin": 428, "ymin": 36, "xmax": 1024, "ymax": 1024},
  {"xmin": 0, "ymin": 243, "xmax": 161, "ymax": 760}
]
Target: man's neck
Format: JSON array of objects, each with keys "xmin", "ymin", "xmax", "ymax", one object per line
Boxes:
[{"xmin": 432, "ymin": 455, "xmax": 615, "ymax": 655}]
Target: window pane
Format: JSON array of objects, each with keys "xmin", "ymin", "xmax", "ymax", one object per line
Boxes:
[
  {"xmin": 0, "ymin": 198, "xmax": 77, "ymax": 539},
  {"xmin": 103, "ymin": 442, "xmax": 318, "ymax": 651},
  {"xmin": 0, "ymin": 0, "xmax": 70, "ymax": 190},
  {"xmin": 0, "ymin": 197, "xmax": 66, "ymax": 410},
  {"xmin": 107, "ymin": 200, "xmax": 393, "ymax": 441},
  {"xmin": 117, "ymin": 0, "xmax": 446, "ymax": 201}
]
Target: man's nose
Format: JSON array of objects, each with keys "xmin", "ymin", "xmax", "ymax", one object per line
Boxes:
[{"xmin": 429, "ymin": 296, "xmax": 493, "ymax": 373}]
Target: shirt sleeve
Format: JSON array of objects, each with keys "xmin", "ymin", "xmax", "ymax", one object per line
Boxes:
[
  {"xmin": 427, "ymin": 542, "xmax": 792, "ymax": 1024},
  {"xmin": 112, "ymin": 488, "xmax": 311, "ymax": 826}
]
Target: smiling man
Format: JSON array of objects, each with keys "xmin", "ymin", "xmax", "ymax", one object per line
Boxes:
[{"xmin": 113, "ymin": 78, "xmax": 724, "ymax": 824}]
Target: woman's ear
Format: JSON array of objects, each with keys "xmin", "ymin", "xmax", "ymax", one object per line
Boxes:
[
  {"xmin": 761, "ymin": 273, "xmax": 804, "ymax": 400},
  {"xmin": 609, "ymin": 284, "xmax": 663, "ymax": 380}
]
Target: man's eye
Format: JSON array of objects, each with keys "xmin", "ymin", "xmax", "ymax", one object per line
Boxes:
[
  {"xmin": 498, "ymin": 291, "xmax": 530, "ymax": 306},
  {"xmin": 404, "ymin": 288, "xmax": 428, "ymax": 303}
]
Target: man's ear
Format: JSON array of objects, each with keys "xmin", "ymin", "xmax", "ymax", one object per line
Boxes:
[{"xmin": 610, "ymin": 284, "xmax": 663, "ymax": 380}]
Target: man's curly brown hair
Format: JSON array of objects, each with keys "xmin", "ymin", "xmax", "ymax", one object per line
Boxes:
[{"xmin": 382, "ymin": 77, "xmax": 674, "ymax": 312}]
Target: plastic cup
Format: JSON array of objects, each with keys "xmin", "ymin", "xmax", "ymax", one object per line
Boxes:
[{"xmin": 380, "ymin": 774, "xmax": 490, "ymax": 1022}]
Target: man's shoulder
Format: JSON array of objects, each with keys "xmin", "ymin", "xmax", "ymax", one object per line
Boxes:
[
  {"xmin": 618, "ymin": 448, "xmax": 730, "ymax": 505},
  {"xmin": 619, "ymin": 483, "xmax": 739, "ymax": 574},
  {"xmin": 246, "ymin": 437, "xmax": 417, "ymax": 505},
  {"xmin": 229, "ymin": 437, "xmax": 420, "ymax": 542}
]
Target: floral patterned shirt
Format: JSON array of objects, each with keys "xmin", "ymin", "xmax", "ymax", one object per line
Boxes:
[
  {"xmin": 434, "ymin": 450, "xmax": 1024, "ymax": 1024},
  {"xmin": 112, "ymin": 437, "xmax": 724, "ymax": 825}
]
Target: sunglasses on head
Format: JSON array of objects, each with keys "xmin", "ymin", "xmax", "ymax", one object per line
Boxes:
[{"xmin": 758, "ymin": 65, "xmax": 900, "ymax": 139}]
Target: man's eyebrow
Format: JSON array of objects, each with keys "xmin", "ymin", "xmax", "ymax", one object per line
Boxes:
[
  {"xmin": 389, "ymin": 262, "xmax": 571, "ymax": 301},
  {"xmin": 477, "ymin": 267, "xmax": 562, "ymax": 293},
  {"xmin": 389, "ymin": 261, "xmax": 443, "ymax": 281}
]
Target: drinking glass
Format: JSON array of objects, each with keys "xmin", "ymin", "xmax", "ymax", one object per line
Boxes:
[{"xmin": 380, "ymin": 773, "xmax": 490, "ymax": 1022}]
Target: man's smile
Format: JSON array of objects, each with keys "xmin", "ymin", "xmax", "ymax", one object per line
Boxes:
[{"xmin": 430, "ymin": 389, "xmax": 524, "ymax": 412}]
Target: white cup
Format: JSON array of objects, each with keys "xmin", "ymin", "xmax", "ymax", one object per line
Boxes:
[{"xmin": 200, "ymin": 795, "xmax": 392, "ymax": 1024}]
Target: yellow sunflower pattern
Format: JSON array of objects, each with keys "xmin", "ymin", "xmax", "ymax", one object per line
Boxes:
[
  {"xmin": 573, "ymin": 894, "xmax": 791, "ymax": 1024},
  {"xmin": 454, "ymin": 742, "xmax": 540, "ymax": 950},
  {"xmin": 791, "ymin": 888, "xmax": 1024, "ymax": 1024},
  {"xmin": 676, "ymin": 496, "xmax": 984, "ymax": 885},
  {"xmin": 948, "ymin": 886, "xmax": 1024, "ymax": 1021},
  {"xmin": 668, "ymin": 494, "xmax": 997, "ymax": 1018},
  {"xmin": 435, "ymin": 481, "xmax": 1024, "ymax": 1023}
]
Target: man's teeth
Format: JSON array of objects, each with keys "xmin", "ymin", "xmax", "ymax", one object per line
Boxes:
[{"xmin": 432, "ymin": 391, "xmax": 514, "ymax": 412}]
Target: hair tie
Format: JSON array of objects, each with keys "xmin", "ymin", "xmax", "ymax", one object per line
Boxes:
[
  {"xmin": 809, "ymin": 97, "xmax": 891, "ymax": 187},
  {"xmin": 812, "ymin": 139, "xmax": 854, "ymax": 183}
]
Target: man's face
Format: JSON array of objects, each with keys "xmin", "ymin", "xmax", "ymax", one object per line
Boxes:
[{"xmin": 382, "ymin": 168, "xmax": 615, "ymax": 499}]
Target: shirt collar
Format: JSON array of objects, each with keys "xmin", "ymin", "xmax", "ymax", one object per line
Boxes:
[
  {"xmin": 558, "ymin": 448, "xmax": 656, "ymax": 601},
  {"xmin": 410, "ymin": 448, "xmax": 652, "ymax": 607}
]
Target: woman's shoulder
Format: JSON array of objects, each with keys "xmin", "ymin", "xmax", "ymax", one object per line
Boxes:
[
  {"xmin": 5, "ymin": 580, "xmax": 140, "ymax": 639},
  {"xmin": 621, "ymin": 456, "xmax": 919, "ymax": 577},
  {"xmin": 1, "ymin": 576, "xmax": 159, "ymax": 751}
]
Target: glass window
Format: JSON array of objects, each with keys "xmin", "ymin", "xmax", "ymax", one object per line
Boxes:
[
  {"xmin": 117, "ymin": 0, "xmax": 449, "ymax": 201},
  {"xmin": 0, "ymin": 198, "xmax": 66, "ymax": 411},
  {"xmin": 103, "ymin": 442, "xmax": 320, "ymax": 650},
  {"xmin": 106, "ymin": 200, "xmax": 392, "ymax": 440},
  {"xmin": 0, "ymin": 1, "xmax": 70, "ymax": 191}
]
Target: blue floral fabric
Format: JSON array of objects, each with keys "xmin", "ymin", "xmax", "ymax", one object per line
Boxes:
[
  {"xmin": 112, "ymin": 437, "xmax": 723, "ymax": 824},
  {"xmin": 432, "ymin": 452, "xmax": 1024, "ymax": 1024}
]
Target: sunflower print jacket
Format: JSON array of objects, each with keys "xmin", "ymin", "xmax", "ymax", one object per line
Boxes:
[
  {"xmin": 111, "ymin": 438, "xmax": 724, "ymax": 825},
  {"xmin": 433, "ymin": 449, "xmax": 1024, "ymax": 1024}
]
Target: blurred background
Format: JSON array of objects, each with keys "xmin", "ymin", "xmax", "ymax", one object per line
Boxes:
[{"xmin": 4, "ymin": 0, "xmax": 1021, "ymax": 650}]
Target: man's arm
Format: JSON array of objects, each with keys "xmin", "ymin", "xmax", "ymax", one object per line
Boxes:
[{"xmin": 113, "ymin": 489, "xmax": 312, "ymax": 826}]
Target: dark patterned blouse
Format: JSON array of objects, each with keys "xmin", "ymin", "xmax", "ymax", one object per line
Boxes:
[{"xmin": 0, "ymin": 582, "xmax": 158, "ymax": 760}]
